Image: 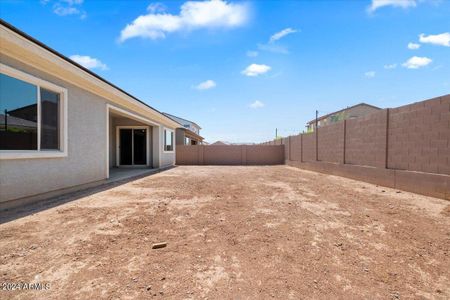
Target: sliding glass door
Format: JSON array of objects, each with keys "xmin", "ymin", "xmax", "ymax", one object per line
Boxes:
[{"xmin": 118, "ymin": 127, "xmax": 148, "ymax": 166}]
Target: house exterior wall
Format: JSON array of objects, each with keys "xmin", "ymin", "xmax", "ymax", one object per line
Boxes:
[
  {"xmin": 0, "ymin": 55, "xmax": 108, "ymax": 202},
  {"xmin": 0, "ymin": 54, "xmax": 176, "ymax": 203},
  {"xmin": 160, "ymin": 126, "xmax": 175, "ymax": 167}
]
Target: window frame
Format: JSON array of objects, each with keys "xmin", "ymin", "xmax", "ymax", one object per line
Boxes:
[
  {"xmin": 0, "ymin": 63, "xmax": 68, "ymax": 160},
  {"xmin": 163, "ymin": 128, "xmax": 174, "ymax": 153}
]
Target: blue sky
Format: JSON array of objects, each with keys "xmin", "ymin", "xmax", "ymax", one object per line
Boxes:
[{"xmin": 1, "ymin": 0, "xmax": 449, "ymax": 142}]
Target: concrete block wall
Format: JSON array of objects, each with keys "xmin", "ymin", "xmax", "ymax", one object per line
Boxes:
[
  {"xmin": 388, "ymin": 95, "xmax": 450, "ymax": 175},
  {"xmin": 318, "ymin": 122, "xmax": 345, "ymax": 164},
  {"xmin": 289, "ymin": 135, "xmax": 302, "ymax": 162},
  {"xmin": 345, "ymin": 109, "xmax": 387, "ymax": 168},
  {"xmin": 302, "ymin": 133, "xmax": 316, "ymax": 162},
  {"xmin": 266, "ymin": 94, "xmax": 450, "ymax": 200},
  {"xmin": 176, "ymin": 145, "xmax": 284, "ymax": 165}
]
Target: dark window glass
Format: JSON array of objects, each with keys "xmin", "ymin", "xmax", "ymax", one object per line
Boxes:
[
  {"xmin": 40, "ymin": 88, "xmax": 60, "ymax": 150},
  {"xmin": 133, "ymin": 129, "xmax": 147, "ymax": 165},
  {"xmin": 119, "ymin": 129, "xmax": 132, "ymax": 165},
  {"xmin": 0, "ymin": 73, "xmax": 38, "ymax": 150}
]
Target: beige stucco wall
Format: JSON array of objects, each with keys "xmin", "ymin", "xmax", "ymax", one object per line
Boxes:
[
  {"xmin": 0, "ymin": 55, "xmax": 108, "ymax": 202},
  {"xmin": 0, "ymin": 55, "xmax": 175, "ymax": 203},
  {"xmin": 160, "ymin": 126, "xmax": 176, "ymax": 167}
]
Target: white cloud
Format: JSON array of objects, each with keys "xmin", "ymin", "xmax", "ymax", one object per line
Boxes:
[
  {"xmin": 255, "ymin": 27, "xmax": 298, "ymax": 55},
  {"xmin": 419, "ymin": 32, "xmax": 450, "ymax": 47},
  {"xmin": 249, "ymin": 100, "xmax": 264, "ymax": 109},
  {"xmin": 384, "ymin": 63, "xmax": 397, "ymax": 69},
  {"xmin": 50, "ymin": 0, "xmax": 86, "ymax": 18},
  {"xmin": 408, "ymin": 42, "xmax": 421, "ymax": 49},
  {"xmin": 367, "ymin": 0, "xmax": 416, "ymax": 13},
  {"xmin": 402, "ymin": 56, "xmax": 432, "ymax": 69},
  {"xmin": 241, "ymin": 64, "xmax": 271, "ymax": 77},
  {"xmin": 69, "ymin": 55, "xmax": 108, "ymax": 70},
  {"xmin": 194, "ymin": 79, "xmax": 216, "ymax": 90},
  {"xmin": 365, "ymin": 71, "xmax": 376, "ymax": 78},
  {"xmin": 257, "ymin": 43, "xmax": 289, "ymax": 54},
  {"xmin": 269, "ymin": 28, "xmax": 298, "ymax": 43},
  {"xmin": 147, "ymin": 2, "xmax": 166, "ymax": 13},
  {"xmin": 246, "ymin": 50, "xmax": 258, "ymax": 57},
  {"xmin": 119, "ymin": 0, "xmax": 249, "ymax": 42},
  {"xmin": 53, "ymin": 5, "xmax": 79, "ymax": 16}
]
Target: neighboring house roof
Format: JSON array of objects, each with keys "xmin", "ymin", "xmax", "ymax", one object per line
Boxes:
[
  {"xmin": 0, "ymin": 19, "xmax": 181, "ymax": 129},
  {"xmin": 211, "ymin": 141, "xmax": 230, "ymax": 145},
  {"xmin": 162, "ymin": 112, "xmax": 202, "ymax": 130},
  {"xmin": 306, "ymin": 103, "xmax": 381, "ymax": 125},
  {"xmin": 0, "ymin": 114, "xmax": 37, "ymax": 128},
  {"xmin": 210, "ymin": 141, "xmax": 256, "ymax": 145},
  {"xmin": 180, "ymin": 127, "xmax": 204, "ymax": 141}
]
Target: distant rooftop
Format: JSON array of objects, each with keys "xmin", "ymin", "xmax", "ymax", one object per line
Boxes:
[
  {"xmin": 163, "ymin": 113, "xmax": 202, "ymax": 130},
  {"xmin": 306, "ymin": 103, "xmax": 381, "ymax": 125}
]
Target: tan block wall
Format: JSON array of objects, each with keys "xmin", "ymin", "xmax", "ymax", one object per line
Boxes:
[
  {"xmin": 265, "ymin": 94, "xmax": 450, "ymax": 200},
  {"xmin": 345, "ymin": 109, "xmax": 387, "ymax": 168},
  {"xmin": 318, "ymin": 122, "xmax": 344, "ymax": 163},
  {"xmin": 388, "ymin": 95, "xmax": 450, "ymax": 175},
  {"xmin": 176, "ymin": 145, "xmax": 284, "ymax": 165},
  {"xmin": 289, "ymin": 135, "xmax": 302, "ymax": 162},
  {"xmin": 302, "ymin": 133, "xmax": 316, "ymax": 162}
]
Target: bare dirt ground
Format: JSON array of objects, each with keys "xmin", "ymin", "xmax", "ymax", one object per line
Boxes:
[{"xmin": 1, "ymin": 166, "xmax": 449, "ymax": 299}]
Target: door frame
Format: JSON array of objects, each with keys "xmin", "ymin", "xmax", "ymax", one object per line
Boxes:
[{"xmin": 116, "ymin": 126, "xmax": 151, "ymax": 167}]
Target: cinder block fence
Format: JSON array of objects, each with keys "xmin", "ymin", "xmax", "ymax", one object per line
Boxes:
[
  {"xmin": 176, "ymin": 145, "xmax": 284, "ymax": 165},
  {"xmin": 263, "ymin": 94, "xmax": 450, "ymax": 200}
]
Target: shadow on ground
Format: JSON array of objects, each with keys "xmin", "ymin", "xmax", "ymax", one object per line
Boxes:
[{"xmin": 0, "ymin": 166, "xmax": 176, "ymax": 224}]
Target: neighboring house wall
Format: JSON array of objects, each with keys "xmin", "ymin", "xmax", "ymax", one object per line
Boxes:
[{"xmin": 175, "ymin": 128, "xmax": 185, "ymax": 145}]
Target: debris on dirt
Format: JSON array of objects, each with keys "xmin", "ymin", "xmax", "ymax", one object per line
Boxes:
[{"xmin": 152, "ymin": 242, "xmax": 167, "ymax": 249}]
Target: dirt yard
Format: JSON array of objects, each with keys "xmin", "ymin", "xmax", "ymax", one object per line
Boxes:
[{"xmin": 0, "ymin": 166, "xmax": 449, "ymax": 299}]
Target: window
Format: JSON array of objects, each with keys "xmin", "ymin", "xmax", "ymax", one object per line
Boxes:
[
  {"xmin": 164, "ymin": 129, "xmax": 173, "ymax": 152},
  {"xmin": 0, "ymin": 64, "xmax": 67, "ymax": 159},
  {"xmin": 40, "ymin": 88, "xmax": 60, "ymax": 150},
  {"xmin": 0, "ymin": 73, "xmax": 38, "ymax": 150},
  {"xmin": 184, "ymin": 137, "xmax": 190, "ymax": 145}
]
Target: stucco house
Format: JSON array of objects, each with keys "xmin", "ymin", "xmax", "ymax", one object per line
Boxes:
[
  {"xmin": 0, "ymin": 20, "xmax": 182, "ymax": 209},
  {"xmin": 163, "ymin": 113, "xmax": 204, "ymax": 145},
  {"xmin": 306, "ymin": 103, "xmax": 381, "ymax": 132}
]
